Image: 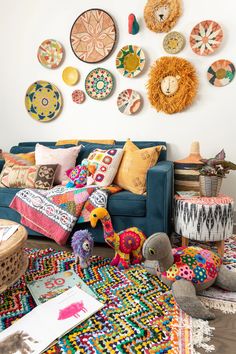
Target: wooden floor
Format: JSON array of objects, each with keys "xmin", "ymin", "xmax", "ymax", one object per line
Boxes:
[{"xmin": 26, "ymin": 236, "xmax": 236, "ymax": 354}]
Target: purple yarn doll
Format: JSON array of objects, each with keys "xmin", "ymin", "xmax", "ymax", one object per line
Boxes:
[{"xmin": 71, "ymin": 230, "xmax": 94, "ymax": 269}]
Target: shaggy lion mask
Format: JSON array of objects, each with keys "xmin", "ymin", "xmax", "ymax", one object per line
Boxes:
[{"xmin": 144, "ymin": 0, "xmax": 182, "ymax": 33}]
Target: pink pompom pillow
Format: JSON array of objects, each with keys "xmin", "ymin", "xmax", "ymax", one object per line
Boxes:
[{"xmin": 35, "ymin": 144, "xmax": 81, "ymax": 184}]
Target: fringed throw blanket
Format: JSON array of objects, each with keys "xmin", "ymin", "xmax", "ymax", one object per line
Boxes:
[{"xmin": 10, "ymin": 185, "xmax": 121, "ymax": 245}]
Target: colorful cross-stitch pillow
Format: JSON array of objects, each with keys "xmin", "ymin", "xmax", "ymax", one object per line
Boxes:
[{"xmin": 87, "ymin": 148, "xmax": 124, "ymax": 187}]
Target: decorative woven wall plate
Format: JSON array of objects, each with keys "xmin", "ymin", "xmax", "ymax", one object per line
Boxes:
[
  {"xmin": 85, "ymin": 68, "xmax": 114, "ymax": 100},
  {"xmin": 163, "ymin": 31, "xmax": 185, "ymax": 54},
  {"xmin": 116, "ymin": 45, "xmax": 145, "ymax": 78},
  {"xmin": 117, "ymin": 89, "xmax": 142, "ymax": 115},
  {"xmin": 37, "ymin": 39, "xmax": 64, "ymax": 69},
  {"xmin": 72, "ymin": 90, "xmax": 86, "ymax": 104},
  {"xmin": 70, "ymin": 8, "xmax": 116, "ymax": 63},
  {"xmin": 207, "ymin": 59, "xmax": 235, "ymax": 87},
  {"xmin": 190, "ymin": 20, "xmax": 223, "ymax": 56},
  {"xmin": 62, "ymin": 67, "xmax": 79, "ymax": 85},
  {"xmin": 25, "ymin": 81, "xmax": 62, "ymax": 122}
]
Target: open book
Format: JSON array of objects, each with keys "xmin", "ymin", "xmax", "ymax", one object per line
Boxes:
[
  {"xmin": 0, "ymin": 286, "xmax": 104, "ymax": 354},
  {"xmin": 0, "ymin": 224, "xmax": 19, "ymax": 242},
  {"xmin": 27, "ymin": 269, "xmax": 96, "ymax": 305}
]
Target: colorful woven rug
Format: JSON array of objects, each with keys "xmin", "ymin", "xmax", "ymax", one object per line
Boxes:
[
  {"xmin": 199, "ymin": 235, "xmax": 236, "ymax": 314},
  {"xmin": 0, "ymin": 248, "xmax": 195, "ymax": 354}
]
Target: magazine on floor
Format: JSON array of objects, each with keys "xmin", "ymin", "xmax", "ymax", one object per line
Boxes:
[
  {"xmin": 0, "ymin": 286, "xmax": 104, "ymax": 354},
  {"xmin": 27, "ymin": 269, "xmax": 97, "ymax": 305},
  {"xmin": 0, "ymin": 224, "xmax": 19, "ymax": 242}
]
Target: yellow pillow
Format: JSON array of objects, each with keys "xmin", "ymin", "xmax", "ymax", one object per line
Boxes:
[
  {"xmin": 56, "ymin": 139, "xmax": 115, "ymax": 146},
  {"xmin": 55, "ymin": 140, "xmax": 79, "ymax": 146},
  {"xmin": 114, "ymin": 140, "xmax": 163, "ymax": 194}
]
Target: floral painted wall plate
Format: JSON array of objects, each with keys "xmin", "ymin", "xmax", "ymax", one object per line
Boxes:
[
  {"xmin": 117, "ymin": 89, "xmax": 142, "ymax": 115},
  {"xmin": 62, "ymin": 67, "xmax": 79, "ymax": 85},
  {"xmin": 116, "ymin": 45, "xmax": 145, "ymax": 78},
  {"xmin": 207, "ymin": 59, "xmax": 235, "ymax": 87},
  {"xmin": 190, "ymin": 20, "xmax": 223, "ymax": 56},
  {"xmin": 72, "ymin": 90, "xmax": 86, "ymax": 104},
  {"xmin": 163, "ymin": 32, "xmax": 185, "ymax": 54},
  {"xmin": 85, "ymin": 68, "xmax": 114, "ymax": 100},
  {"xmin": 37, "ymin": 39, "xmax": 64, "ymax": 69},
  {"xmin": 25, "ymin": 81, "xmax": 62, "ymax": 122},
  {"xmin": 70, "ymin": 8, "xmax": 116, "ymax": 63}
]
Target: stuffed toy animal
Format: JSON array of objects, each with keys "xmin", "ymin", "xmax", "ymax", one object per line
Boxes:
[
  {"xmin": 143, "ymin": 233, "xmax": 236, "ymax": 320},
  {"xmin": 71, "ymin": 229, "xmax": 94, "ymax": 268},
  {"xmin": 90, "ymin": 207, "xmax": 146, "ymax": 269}
]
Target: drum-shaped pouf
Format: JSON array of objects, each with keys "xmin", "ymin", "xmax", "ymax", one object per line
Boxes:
[
  {"xmin": 174, "ymin": 195, "xmax": 234, "ymax": 256},
  {"xmin": 0, "ymin": 220, "xmax": 28, "ymax": 293}
]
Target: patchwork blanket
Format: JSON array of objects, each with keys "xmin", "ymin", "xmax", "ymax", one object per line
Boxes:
[{"xmin": 10, "ymin": 185, "xmax": 121, "ymax": 245}]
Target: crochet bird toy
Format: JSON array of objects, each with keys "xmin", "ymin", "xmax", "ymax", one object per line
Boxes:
[{"xmin": 90, "ymin": 207, "xmax": 146, "ymax": 269}]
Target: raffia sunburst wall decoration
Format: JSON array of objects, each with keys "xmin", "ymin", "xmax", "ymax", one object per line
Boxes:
[
  {"xmin": 144, "ymin": 0, "xmax": 182, "ymax": 33},
  {"xmin": 147, "ymin": 56, "xmax": 198, "ymax": 114}
]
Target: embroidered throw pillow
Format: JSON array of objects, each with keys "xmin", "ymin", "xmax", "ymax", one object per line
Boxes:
[
  {"xmin": 35, "ymin": 144, "xmax": 81, "ymax": 184},
  {"xmin": 7, "ymin": 164, "xmax": 58, "ymax": 189},
  {"xmin": 87, "ymin": 148, "xmax": 124, "ymax": 187},
  {"xmin": 114, "ymin": 140, "xmax": 164, "ymax": 194},
  {"xmin": 0, "ymin": 151, "xmax": 35, "ymax": 187}
]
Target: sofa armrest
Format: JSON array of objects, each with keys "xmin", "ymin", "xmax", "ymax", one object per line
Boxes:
[
  {"xmin": 0, "ymin": 159, "xmax": 4, "ymax": 173},
  {"xmin": 146, "ymin": 161, "xmax": 173, "ymax": 236}
]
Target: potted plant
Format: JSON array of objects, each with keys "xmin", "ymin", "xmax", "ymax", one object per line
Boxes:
[{"xmin": 199, "ymin": 149, "xmax": 236, "ymax": 197}]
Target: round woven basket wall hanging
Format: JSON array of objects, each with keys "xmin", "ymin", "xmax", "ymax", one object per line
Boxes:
[
  {"xmin": 37, "ymin": 39, "xmax": 64, "ymax": 69},
  {"xmin": 207, "ymin": 59, "xmax": 235, "ymax": 87},
  {"xmin": 144, "ymin": 0, "xmax": 182, "ymax": 33},
  {"xmin": 163, "ymin": 31, "xmax": 185, "ymax": 54},
  {"xmin": 190, "ymin": 20, "xmax": 223, "ymax": 56},
  {"xmin": 85, "ymin": 68, "xmax": 114, "ymax": 100},
  {"xmin": 147, "ymin": 56, "xmax": 198, "ymax": 114},
  {"xmin": 117, "ymin": 89, "xmax": 142, "ymax": 115},
  {"xmin": 25, "ymin": 81, "xmax": 62, "ymax": 122},
  {"xmin": 70, "ymin": 8, "xmax": 117, "ymax": 63},
  {"xmin": 116, "ymin": 45, "xmax": 146, "ymax": 78}
]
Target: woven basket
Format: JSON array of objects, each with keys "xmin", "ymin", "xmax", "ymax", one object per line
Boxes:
[
  {"xmin": 174, "ymin": 141, "xmax": 203, "ymax": 193},
  {"xmin": 199, "ymin": 176, "xmax": 222, "ymax": 197},
  {"xmin": 0, "ymin": 221, "xmax": 28, "ymax": 293}
]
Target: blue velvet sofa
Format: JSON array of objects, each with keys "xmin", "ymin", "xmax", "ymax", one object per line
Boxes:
[{"xmin": 0, "ymin": 141, "xmax": 173, "ymax": 243}]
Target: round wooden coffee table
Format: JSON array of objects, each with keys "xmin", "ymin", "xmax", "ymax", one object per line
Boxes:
[{"xmin": 0, "ymin": 220, "xmax": 28, "ymax": 293}]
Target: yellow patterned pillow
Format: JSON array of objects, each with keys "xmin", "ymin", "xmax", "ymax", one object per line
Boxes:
[{"xmin": 114, "ymin": 140, "xmax": 163, "ymax": 194}]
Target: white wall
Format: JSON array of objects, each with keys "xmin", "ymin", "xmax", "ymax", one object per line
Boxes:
[{"xmin": 0, "ymin": 0, "xmax": 236, "ymax": 201}]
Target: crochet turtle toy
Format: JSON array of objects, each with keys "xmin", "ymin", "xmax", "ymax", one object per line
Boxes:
[{"xmin": 143, "ymin": 233, "xmax": 236, "ymax": 320}]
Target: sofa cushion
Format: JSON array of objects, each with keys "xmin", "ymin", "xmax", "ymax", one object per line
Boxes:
[
  {"xmin": 87, "ymin": 148, "xmax": 124, "ymax": 187},
  {"xmin": 114, "ymin": 140, "xmax": 163, "ymax": 195},
  {"xmin": 35, "ymin": 144, "xmax": 81, "ymax": 184},
  {"xmin": 0, "ymin": 187, "xmax": 22, "ymax": 207},
  {"xmin": 108, "ymin": 191, "xmax": 146, "ymax": 217}
]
